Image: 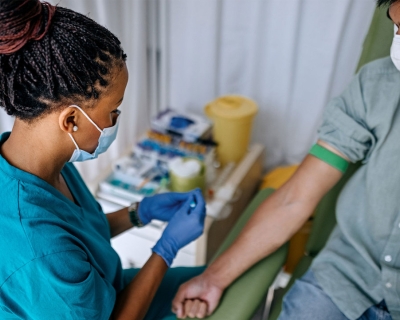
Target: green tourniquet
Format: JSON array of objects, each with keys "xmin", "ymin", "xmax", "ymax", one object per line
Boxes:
[{"xmin": 309, "ymin": 144, "xmax": 349, "ymax": 173}]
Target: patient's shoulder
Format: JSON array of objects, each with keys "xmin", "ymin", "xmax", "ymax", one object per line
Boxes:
[{"xmin": 358, "ymin": 56, "xmax": 397, "ymax": 77}]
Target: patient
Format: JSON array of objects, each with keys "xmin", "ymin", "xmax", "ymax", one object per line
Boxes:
[{"xmin": 172, "ymin": 0, "xmax": 399, "ymax": 319}]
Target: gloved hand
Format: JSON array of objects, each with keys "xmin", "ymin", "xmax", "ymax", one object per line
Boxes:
[
  {"xmin": 152, "ymin": 189, "xmax": 206, "ymax": 266},
  {"xmin": 138, "ymin": 190, "xmax": 199, "ymax": 225}
]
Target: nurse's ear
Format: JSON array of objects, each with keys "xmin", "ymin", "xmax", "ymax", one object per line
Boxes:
[{"xmin": 58, "ymin": 106, "xmax": 79, "ymax": 134}]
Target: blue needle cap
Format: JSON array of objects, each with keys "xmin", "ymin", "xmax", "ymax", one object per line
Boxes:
[{"xmin": 190, "ymin": 200, "xmax": 197, "ymax": 209}]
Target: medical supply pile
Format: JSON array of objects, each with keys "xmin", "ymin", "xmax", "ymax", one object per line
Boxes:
[
  {"xmin": 96, "ymin": 109, "xmax": 217, "ymax": 205},
  {"xmin": 96, "ymin": 96, "xmax": 258, "ymax": 206}
]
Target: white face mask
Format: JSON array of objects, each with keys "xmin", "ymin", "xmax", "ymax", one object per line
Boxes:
[
  {"xmin": 68, "ymin": 105, "xmax": 120, "ymax": 162},
  {"xmin": 391, "ymin": 25, "xmax": 400, "ymax": 71}
]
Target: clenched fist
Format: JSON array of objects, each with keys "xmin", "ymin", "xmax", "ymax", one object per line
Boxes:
[{"xmin": 172, "ymin": 272, "xmax": 224, "ymax": 318}]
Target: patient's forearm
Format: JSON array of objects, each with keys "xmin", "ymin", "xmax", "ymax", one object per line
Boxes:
[
  {"xmin": 205, "ymin": 190, "xmax": 313, "ymax": 289},
  {"xmin": 204, "ymin": 154, "xmax": 343, "ymax": 290}
]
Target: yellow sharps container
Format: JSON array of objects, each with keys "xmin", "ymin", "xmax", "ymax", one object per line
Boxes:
[{"xmin": 204, "ymin": 95, "xmax": 258, "ymax": 165}]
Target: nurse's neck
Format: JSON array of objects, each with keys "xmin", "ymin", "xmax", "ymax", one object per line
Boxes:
[{"xmin": 1, "ymin": 115, "xmax": 74, "ymax": 187}]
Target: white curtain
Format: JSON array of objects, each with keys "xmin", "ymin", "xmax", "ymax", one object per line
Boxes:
[
  {"xmin": 0, "ymin": 0, "xmax": 378, "ymax": 182},
  {"xmin": 0, "ymin": 0, "xmax": 150, "ymax": 183},
  {"xmin": 162, "ymin": 0, "xmax": 376, "ymax": 169}
]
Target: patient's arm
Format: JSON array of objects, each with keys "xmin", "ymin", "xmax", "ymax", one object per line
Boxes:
[{"xmin": 172, "ymin": 140, "xmax": 348, "ymax": 319}]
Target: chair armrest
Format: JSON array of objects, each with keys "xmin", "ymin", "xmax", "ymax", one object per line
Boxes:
[
  {"xmin": 203, "ymin": 243, "xmax": 288, "ymax": 320},
  {"xmin": 192, "ymin": 188, "xmax": 289, "ymax": 320}
]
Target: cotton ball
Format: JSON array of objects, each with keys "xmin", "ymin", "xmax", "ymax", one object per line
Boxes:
[{"xmin": 169, "ymin": 158, "xmax": 201, "ymax": 178}]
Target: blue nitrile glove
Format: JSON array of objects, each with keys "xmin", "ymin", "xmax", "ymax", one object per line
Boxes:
[
  {"xmin": 152, "ymin": 189, "xmax": 206, "ymax": 266},
  {"xmin": 138, "ymin": 190, "xmax": 199, "ymax": 225}
]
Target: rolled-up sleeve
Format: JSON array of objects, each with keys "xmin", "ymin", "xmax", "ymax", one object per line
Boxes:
[
  {"xmin": 0, "ymin": 250, "xmax": 116, "ymax": 320},
  {"xmin": 318, "ymin": 72, "xmax": 376, "ymax": 163}
]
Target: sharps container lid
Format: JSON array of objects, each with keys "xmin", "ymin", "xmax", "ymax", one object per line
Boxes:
[{"xmin": 204, "ymin": 95, "xmax": 258, "ymax": 120}]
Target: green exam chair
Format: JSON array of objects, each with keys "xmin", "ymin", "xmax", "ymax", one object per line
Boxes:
[{"xmin": 183, "ymin": 6, "xmax": 392, "ymax": 320}]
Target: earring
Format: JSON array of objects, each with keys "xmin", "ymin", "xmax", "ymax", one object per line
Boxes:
[{"xmin": 73, "ymin": 125, "xmax": 78, "ymax": 132}]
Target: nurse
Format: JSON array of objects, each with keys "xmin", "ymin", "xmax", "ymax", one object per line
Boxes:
[{"xmin": 0, "ymin": 1, "xmax": 206, "ymax": 319}]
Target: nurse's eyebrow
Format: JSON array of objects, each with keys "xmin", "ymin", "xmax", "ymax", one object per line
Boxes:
[{"xmin": 116, "ymin": 96, "xmax": 124, "ymax": 105}]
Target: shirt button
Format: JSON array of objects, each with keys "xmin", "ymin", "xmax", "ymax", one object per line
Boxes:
[
  {"xmin": 384, "ymin": 255, "xmax": 392, "ymax": 262},
  {"xmin": 386, "ymin": 282, "xmax": 392, "ymax": 288}
]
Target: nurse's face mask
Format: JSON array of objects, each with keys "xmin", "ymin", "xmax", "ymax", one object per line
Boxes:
[
  {"xmin": 391, "ymin": 25, "xmax": 400, "ymax": 71},
  {"xmin": 68, "ymin": 105, "xmax": 120, "ymax": 162}
]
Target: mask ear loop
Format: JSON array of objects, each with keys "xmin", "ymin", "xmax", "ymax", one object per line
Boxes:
[
  {"xmin": 68, "ymin": 132, "xmax": 80, "ymax": 150},
  {"xmin": 68, "ymin": 105, "xmax": 103, "ymax": 133},
  {"xmin": 67, "ymin": 105, "xmax": 101, "ymax": 154}
]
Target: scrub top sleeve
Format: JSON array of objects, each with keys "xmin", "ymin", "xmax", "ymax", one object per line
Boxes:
[
  {"xmin": 317, "ymin": 71, "xmax": 376, "ymax": 163},
  {"xmin": 0, "ymin": 250, "xmax": 116, "ymax": 320}
]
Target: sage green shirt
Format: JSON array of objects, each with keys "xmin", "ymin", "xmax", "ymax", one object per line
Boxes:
[{"xmin": 311, "ymin": 57, "xmax": 400, "ymax": 320}]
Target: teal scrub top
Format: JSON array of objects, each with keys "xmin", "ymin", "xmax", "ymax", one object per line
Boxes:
[{"xmin": 0, "ymin": 132, "xmax": 125, "ymax": 319}]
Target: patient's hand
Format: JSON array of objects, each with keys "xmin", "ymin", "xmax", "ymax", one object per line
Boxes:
[
  {"xmin": 180, "ymin": 299, "xmax": 208, "ymax": 319},
  {"xmin": 172, "ymin": 273, "xmax": 223, "ymax": 318}
]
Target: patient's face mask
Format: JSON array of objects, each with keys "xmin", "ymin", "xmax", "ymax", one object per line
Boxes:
[
  {"xmin": 68, "ymin": 105, "xmax": 120, "ymax": 162},
  {"xmin": 391, "ymin": 25, "xmax": 400, "ymax": 71}
]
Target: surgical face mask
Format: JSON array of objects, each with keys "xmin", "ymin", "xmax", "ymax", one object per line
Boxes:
[
  {"xmin": 68, "ymin": 105, "xmax": 120, "ymax": 162},
  {"xmin": 391, "ymin": 25, "xmax": 400, "ymax": 71}
]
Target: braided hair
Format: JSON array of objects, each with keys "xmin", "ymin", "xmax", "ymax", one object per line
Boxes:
[{"xmin": 0, "ymin": 0, "xmax": 127, "ymax": 121}]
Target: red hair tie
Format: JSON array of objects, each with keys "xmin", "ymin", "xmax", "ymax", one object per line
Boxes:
[{"xmin": 0, "ymin": 0, "xmax": 56, "ymax": 55}]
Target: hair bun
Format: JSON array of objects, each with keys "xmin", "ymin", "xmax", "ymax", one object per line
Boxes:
[{"xmin": 0, "ymin": 0, "xmax": 56, "ymax": 55}]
